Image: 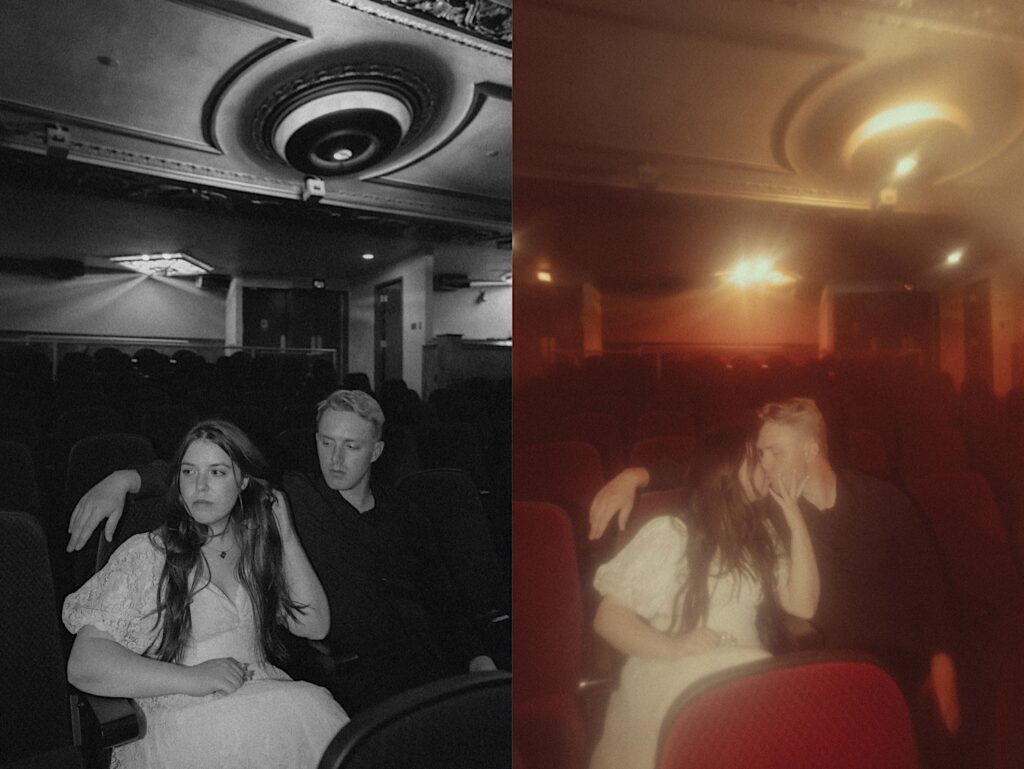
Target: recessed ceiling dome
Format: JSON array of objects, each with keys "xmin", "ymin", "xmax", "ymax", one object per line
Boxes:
[
  {"xmin": 253, "ymin": 64, "xmax": 434, "ymax": 176},
  {"xmin": 784, "ymin": 51, "xmax": 1023, "ymax": 193}
]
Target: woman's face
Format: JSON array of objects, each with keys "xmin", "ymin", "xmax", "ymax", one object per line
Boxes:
[
  {"xmin": 738, "ymin": 455, "xmax": 769, "ymax": 503},
  {"xmin": 178, "ymin": 438, "xmax": 245, "ymax": 531}
]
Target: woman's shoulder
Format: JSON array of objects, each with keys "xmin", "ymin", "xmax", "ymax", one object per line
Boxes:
[
  {"xmin": 626, "ymin": 514, "xmax": 688, "ymax": 552},
  {"xmin": 106, "ymin": 531, "xmax": 166, "ymax": 568},
  {"xmin": 636, "ymin": 513, "xmax": 688, "ymax": 538}
]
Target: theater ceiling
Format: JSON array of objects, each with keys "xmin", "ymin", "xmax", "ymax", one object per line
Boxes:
[
  {"xmin": 515, "ymin": 0, "xmax": 1024, "ymax": 288},
  {"xmin": 0, "ymin": 0, "xmax": 511, "ymax": 279}
]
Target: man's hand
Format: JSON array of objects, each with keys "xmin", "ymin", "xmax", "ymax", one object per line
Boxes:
[
  {"xmin": 928, "ymin": 651, "xmax": 961, "ymax": 734},
  {"xmin": 588, "ymin": 467, "xmax": 650, "ymax": 540},
  {"xmin": 468, "ymin": 655, "xmax": 498, "ymax": 672},
  {"xmin": 66, "ymin": 469, "xmax": 139, "ymax": 552}
]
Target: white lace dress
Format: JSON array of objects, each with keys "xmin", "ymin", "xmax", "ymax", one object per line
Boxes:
[
  {"xmin": 63, "ymin": 533, "xmax": 348, "ymax": 769},
  {"xmin": 589, "ymin": 516, "xmax": 786, "ymax": 769}
]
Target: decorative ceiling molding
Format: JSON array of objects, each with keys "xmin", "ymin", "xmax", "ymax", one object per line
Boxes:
[
  {"xmin": 329, "ymin": 0, "xmax": 512, "ymax": 57},
  {"xmin": 0, "ymin": 98, "xmax": 223, "ymax": 155},
  {"xmin": 368, "ymin": 81, "xmax": 510, "ymax": 202},
  {"xmin": 528, "ymin": 0, "xmax": 859, "ymax": 58},
  {"xmin": 165, "ymin": 0, "xmax": 314, "ymax": 39},
  {"xmin": 203, "ymin": 39, "xmax": 296, "ymax": 152},
  {"xmin": 763, "ymin": 0, "xmax": 1024, "ymax": 42},
  {"xmin": 0, "ymin": 148, "xmax": 507, "ymax": 243},
  {"xmin": 517, "ymin": 138, "xmax": 798, "ymax": 177}
]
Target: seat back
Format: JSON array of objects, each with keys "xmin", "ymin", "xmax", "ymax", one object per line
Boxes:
[
  {"xmin": 903, "ymin": 471, "xmax": 1024, "ymax": 622},
  {"xmin": 841, "ymin": 426, "xmax": 892, "ymax": 480},
  {"xmin": 95, "ymin": 495, "xmax": 169, "ymax": 574},
  {"xmin": 316, "ymin": 671, "xmax": 511, "ymax": 769},
  {"xmin": 512, "ymin": 502, "xmax": 582, "ymax": 699},
  {"xmin": 513, "ymin": 441, "xmax": 605, "ymax": 544},
  {"xmin": 511, "ymin": 502, "xmax": 586, "ymax": 769},
  {"xmin": 397, "ymin": 469, "xmax": 505, "ymax": 616},
  {"xmin": 628, "ymin": 435, "xmax": 697, "ymax": 487},
  {"xmin": 0, "ymin": 510, "xmax": 75, "ymax": 763},
  {"xmin": 0, "ymin": 439, "xmax": 40, "ymax": 513},
  {"xmin": 275, "ymin": 427, "xmax": 319, "ymax": 473},
  {"xmin": 65, "ymin": 434, "xmax": 156, "ymax": 589},
  {"xmin": 657, "ymin": 652, "xmax": 918, "ymax": 769},
  {"xmin": 634, "ymin": 410, "xmax": 695, "ymax": 442},
  {"xmin": 555, "ymin": 412, "xmax": 627, "ymax": 479}
]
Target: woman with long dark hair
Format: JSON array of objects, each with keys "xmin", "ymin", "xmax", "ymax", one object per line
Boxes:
[
  {"xmin": 63, "ymin": 420, "xmax": 347, "ymax": 769},
  {"xmin": 589, "ymin": 424, "xmax": 819, "ymax": 769}
]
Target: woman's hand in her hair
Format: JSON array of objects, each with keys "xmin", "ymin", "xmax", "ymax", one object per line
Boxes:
[
  {"xmin": 185, "ymin": 657, "xmax": 250, "ymax": 696},
  {"xmin": 270, "ymin": 489, "xmax": 297, "ymax": 544}
]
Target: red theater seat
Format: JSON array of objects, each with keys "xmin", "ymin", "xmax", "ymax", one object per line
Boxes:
[
  {"xmin": 513, "ymin": 441, "xmax": 605, "ymax": 547},
  {"xmin": 656, "ymin": 652, "xmax": 918, "ymax": 769},
  {"xmin": 555, "ymin": 412, "xmax": 627, "ymax": 479},
  {"xmin": 512, "ymin": 502, "xmax": 586, "ymax": 769}
]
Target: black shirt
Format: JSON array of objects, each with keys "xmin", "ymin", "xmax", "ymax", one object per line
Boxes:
[{"xmin": 803, "ymin": 469, "xmax": 953, "ymax": 688}]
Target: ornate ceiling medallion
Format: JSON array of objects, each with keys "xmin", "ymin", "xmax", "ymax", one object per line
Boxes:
[{"xmin": 252, "ymin": 64, "xmax": 435, "ymax": 176}]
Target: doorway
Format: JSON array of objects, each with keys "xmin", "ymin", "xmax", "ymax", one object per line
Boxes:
[
  {"xmin": 964, "ymin": 279, "xmax": 993, "ymax": 385},
  {"xmin": 375, "ymin": 279, "xmax": 403, "ymax": 387}
]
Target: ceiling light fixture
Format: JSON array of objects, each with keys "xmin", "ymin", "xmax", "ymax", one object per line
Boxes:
[
  {"xmin": 537, "ymin": 270, "xmax": 552, "ymax": 283},
  {"xmin": 254, "ymin": 65, "xmax": 434, "ymax": 177},
  {"xmin": 893, "ymin": 155, "xmax": 918, "ymax": 179},
  {"xmin": 719, "ymin": 257, "xmax": 797, "ymax": 288},
  {"xmin": 110, "ymin": 252, "xmax": 212, "ymax": 276},
  {"xmin": 946, "ymin": 248, "xmax": 964, "ymax": 266},
  {"xmin": 362, "ymin": 253, "xmax": 375, "ymax": 261},
  {"xmin": 843, "ymin": 101, "xmax": 972, "ymax": 166}
]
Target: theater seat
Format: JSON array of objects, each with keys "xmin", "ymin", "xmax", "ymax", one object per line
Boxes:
[
  {"xmin": 0, "ymin": 510, "xmax": 144, "ymax": 769},
  {"xmin": 902, "ymin": 471, "xmax": 1024, "ymax": 769},
  {"xmin": 397, "ymin": 469, "xmax": 509, "ymax": 668},
  {"xmin": 64, "ymin": 434, "xmax": 157, "ymax": 591},
  {"xmin": 316, "ymin": 671, "xmax": 510, "ymax": 769},
  {"xmin": 656, "ymin": 652, "xmax": 918, "ymax": 769},
  {"xmin": 513, "ymin": 502, "xmax": 587, "ymax": 769},
  {"xmin": 513, "ymin": 441, "xmax": 605, "ymax": 550},
  {"xmin": 0, "ymin": 439, "xmax": 40, "ymax": 514},
  {"xmin": 555, "ymin": 412, "xmax": 627, "ymax": 479}
]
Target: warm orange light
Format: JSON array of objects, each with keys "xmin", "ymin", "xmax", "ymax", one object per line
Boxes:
[
  {"xmin": 537, "ymin": 270, "xmax": 552, "ymax": 283},
  {"xmin": 718, "ymin": 258, "xmax": 797, "ymax": 288},
  {"xmin": 843, "ymin": 101, "xmax": 972, "ymax": 165},
  {"xmin": 893, "ymin": 155, "xmax": 918, "ymax": 178}
]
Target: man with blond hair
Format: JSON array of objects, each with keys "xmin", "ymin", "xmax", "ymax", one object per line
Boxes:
[{"xmin": 590, "ymin": 397, "xmax": 960, "ymax": 763}]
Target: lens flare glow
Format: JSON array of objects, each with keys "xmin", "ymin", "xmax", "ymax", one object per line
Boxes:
[{"xmin": 719, "ymin": 258, "xmax": 797, "ymax": 288}]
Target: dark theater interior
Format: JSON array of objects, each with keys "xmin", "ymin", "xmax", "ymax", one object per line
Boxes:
[
  {"xmin": 5, "ymin": 0, "xmax": 1024, "ymax": 767},
  {"xmin": 1, "ymin": 1, "xmax": 511, "ymax": 767},
  {"xmin": 514, "ymin": 1, "xmax": 1024, "ymax": 769}
]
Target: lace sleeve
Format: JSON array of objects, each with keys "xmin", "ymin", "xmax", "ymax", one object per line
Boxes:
[
  {"xmin": 593, "ymin": 515, "xmax": 688, "ymax": 624},
  {"xmin": 62, "ymin": 533, "xmax": 163, "ymax": 654}
]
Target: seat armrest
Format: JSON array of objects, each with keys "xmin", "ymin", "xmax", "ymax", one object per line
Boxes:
[{"xmin": 71, "ymin": 689, "xmax": 146, "ymax": 752}]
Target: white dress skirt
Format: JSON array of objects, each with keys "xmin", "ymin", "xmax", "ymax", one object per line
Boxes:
[{"xmin": 63, "ymin": 533, "xmax": 349, "ymax": 769}]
